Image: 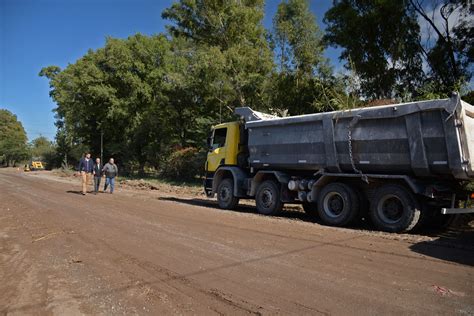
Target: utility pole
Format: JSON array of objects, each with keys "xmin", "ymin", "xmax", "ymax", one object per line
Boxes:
[{"xmin": 100, "ymin": 130, "xmax": 104, "ymax": 163}]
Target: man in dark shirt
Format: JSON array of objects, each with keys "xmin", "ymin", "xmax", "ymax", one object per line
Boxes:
[
  {"xmin": 92, "ymin": 157, "xmax": 103, "ymax": 195},
  {"xmin": 77, "ymin": 152, "xmax": 94, "ymax": 195}
]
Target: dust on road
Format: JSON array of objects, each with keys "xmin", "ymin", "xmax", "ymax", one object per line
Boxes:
[{"xmin": 0, "ymin": 169, "xmax": 473, "ymax": 315}]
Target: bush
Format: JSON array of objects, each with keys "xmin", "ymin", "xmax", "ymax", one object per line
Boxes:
[{"xmin": 160, "ymin": 147, "xmax": 206, "ymax": 181}]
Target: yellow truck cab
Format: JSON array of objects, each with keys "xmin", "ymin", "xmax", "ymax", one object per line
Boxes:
[
  {"xmin": 205, "ymin": 121, "xmax": 241, "ymax": 172},
  {"xmin": 204, "ymin": 121, "xmax": 247, "ymax": 201}
]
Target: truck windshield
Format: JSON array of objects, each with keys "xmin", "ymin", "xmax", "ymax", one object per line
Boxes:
[{"xmin": 212, "ymin": 128, "xmax": 227, "ymax": 150}]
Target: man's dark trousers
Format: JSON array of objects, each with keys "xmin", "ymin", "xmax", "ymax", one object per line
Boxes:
[
  {"xmin": 93, "ymin": 163, "xmax": 102, "ymax": 194},
  {"xmin": 94, "ymin": 176, "xmax": 101, "ymax": 193}
]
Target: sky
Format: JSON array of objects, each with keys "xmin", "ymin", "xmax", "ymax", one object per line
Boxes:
[{"xmin": 0, "ymin": 0, "xmax": 338, "ymax": 141}]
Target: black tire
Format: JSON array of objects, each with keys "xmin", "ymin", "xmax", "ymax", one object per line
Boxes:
[
  {"xmin": 369, "ymin": 184, "xmax": 421, "ymax": 233},
  {"xmin": 317, "ymin": 183, "xmax": 359, "ymax": 227},
  {"xmin": 255, "ymin": 180, "xmax": 283, "ymax": 215},
  {"xmin": 217, "ymin": 178, "xmax": 239, "ymax": 210},
  {"xmin": 302, "ymin": 202, "xmax": 318, "ymax": 217}
]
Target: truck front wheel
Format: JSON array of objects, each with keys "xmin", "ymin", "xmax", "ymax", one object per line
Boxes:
[
  {"xmin": 317, "ymin": 183, "xmax": 359, "ymax": 227},
  {"xmin": 370, "ymin": 184, "xmax": 421, "ymax": 233},
  {"xmin": 217, "ymin": 178, "xmax": 239, "ymax": 210},
  {"xmin": 256, "ymin": 180, "xmax": 283, "ymax": 216}
]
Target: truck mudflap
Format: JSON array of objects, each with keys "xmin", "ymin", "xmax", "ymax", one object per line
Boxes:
[{"xmin": 441, "ymin": 208, "xmax": 474, "ymax": 214}]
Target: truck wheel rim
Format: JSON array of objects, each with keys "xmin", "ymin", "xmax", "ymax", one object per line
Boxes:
[
  {"xmin": 377, "ymin": 195, "xmax": 404, "ymax": 224},
  {"xmin": 323, "ymin": 192, "xmax": 344, "ymax": 218},
  {"xmin": 219, "ymin": 186, "xmax": 231, "ymax": 202},
  {"xmin": 261, "ymin": 189, "xmax": 273, "ymax": 209}
]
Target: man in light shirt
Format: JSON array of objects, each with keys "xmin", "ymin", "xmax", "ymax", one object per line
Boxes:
[{"xmin": 77, "ymin": 152, "xmax": 94, "ymax": 195}]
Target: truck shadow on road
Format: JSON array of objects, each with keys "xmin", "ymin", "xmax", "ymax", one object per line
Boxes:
[
  {"xmin": 409, "ymin": 237, "xmax": 474, "ymax": 266},
  {"xmin": 409, "ymin": 228, "xmax": 474, "ymax": 266}
]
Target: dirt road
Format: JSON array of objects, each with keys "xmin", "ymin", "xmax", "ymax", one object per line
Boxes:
[{"xmin": 1, "ymin": 169, "xmax": 473, "ymax": 315}]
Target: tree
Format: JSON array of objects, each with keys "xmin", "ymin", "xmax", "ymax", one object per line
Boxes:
[
  {"xmin": 40, "ymin": 34, "xmax": 177, "ymax": 174},
  {"xmin": 40, "ymin": 2, "xmax": 277, "ymax": 178},
  {"xmin": 40, "ymin": 33, "xmax": 220, "ymax": 175},
  {"xmin": 270, "ymin": 0, "xmax": 338, "ymax": 115},
  {"xmin": 273, "ymin": 0, "xmax": 330, "ymax": 78},
  {"xmin": 0, "ymin": 109, "xmax": 29, "ymax": 166},
  {"xmin": 30, "ymin": 136, "xmax": 54, "ymax": 158},
  {"xmin": 324, "ymin": 0, "xmax": 424, "ymax": 99},
  {"xmin": 39, "ymin": 2, "xmax": 276, "ymax": 178},
  {"xmin": 29, "ymin": 135, "xmax": 59, "ymax": 169},
  {"xmin": 462, "ymin": 90, "xmax": 474, "ymax": 105},
  {"xmin": 162, "ymin": 0, "xmax": 274, "ymax": 112},
  {"xmin": 409, "ymin": 0, "xmax": 473, "ymax": 93}
]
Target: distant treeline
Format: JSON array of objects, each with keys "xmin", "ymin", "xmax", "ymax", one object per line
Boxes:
[
  {"xmin": 0, "ymin": 109, "xmax": 55, "ymax": 168},
  {"xmin": 25, "ymin": 0, "xmax": 474, "ymax": 178}
]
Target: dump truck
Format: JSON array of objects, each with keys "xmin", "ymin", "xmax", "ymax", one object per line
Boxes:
[{"xmin": 204, "ymin": 93, "xmax": 474, "ymax": 232}]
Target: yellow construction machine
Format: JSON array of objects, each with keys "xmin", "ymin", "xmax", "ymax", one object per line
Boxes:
[{"xmin": 24, "ymin": 160, "xmax": 45, "ymax": 171}]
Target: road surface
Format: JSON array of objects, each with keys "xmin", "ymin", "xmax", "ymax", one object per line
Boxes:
[{"xmin": 0, "ymin": 169, "xmax": 473, "ymax": 315}]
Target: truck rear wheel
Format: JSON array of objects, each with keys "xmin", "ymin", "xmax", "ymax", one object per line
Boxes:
[
  {"xmin": 256, "ymin": 180, "xmax": 283, "ymax": 216},
  {"xmin": 317, "ymin": 183, "xmax": 359, "ymax": 226},
  {"xmin": 370, "ymin": 184, "xmax": 421, "ymax": 233},
  {"xmin": 217, "ymin": 178, "xmax": 239, "ymax": 210}
]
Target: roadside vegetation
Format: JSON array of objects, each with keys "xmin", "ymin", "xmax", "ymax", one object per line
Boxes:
[{"xmin": 1, "ymin": 0, "xmax": 472, "ymax": 180}]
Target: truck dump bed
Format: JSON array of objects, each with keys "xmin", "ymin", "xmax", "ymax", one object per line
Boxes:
[{"xmin": 236, "ymin": 94, "xmax": 474, "ymax": 181}]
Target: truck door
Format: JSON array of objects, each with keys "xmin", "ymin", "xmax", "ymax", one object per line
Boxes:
[{"xmin": 207, "ymin": 127, "xmax": 228, "ymax": 172}]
